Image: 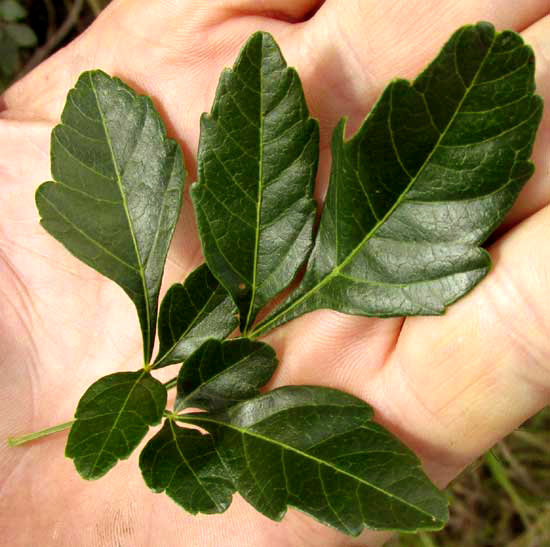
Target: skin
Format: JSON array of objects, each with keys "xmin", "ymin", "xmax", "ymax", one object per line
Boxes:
[{"xmin": 0, "ymin": 1, "xmax": 549, "ymax": 545}]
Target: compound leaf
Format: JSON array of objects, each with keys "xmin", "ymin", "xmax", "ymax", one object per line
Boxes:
[
  {"xmin": 36, "ymin": 70, "xmax": 186, "ymax": 363},
  {"xmin": 154, "ymin": 264, "xmax": 238, "ymax": 368},
  {"xmin": 258, "ymin": 23, "xmax": 543, "ymax": 333},
  {"xmin": 140, "ymin": 420, "xmax": 234, "ymax": 515},
  {"xmin": 66, "ymin": 371, "xmax": 167, "ymax": 479},
  {"xmin": 192, "ymin": 31, "xmax": 319, "ymax": 333},
  {"xmin": 183, "ymin": 386, "xmax": 448, "ymax": 534},
  {"xmin": 175, "ymin": 338, "xmax": 277, "ymax": 412}
]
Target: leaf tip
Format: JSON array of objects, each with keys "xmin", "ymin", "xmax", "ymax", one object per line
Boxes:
[
  {"xmin": 247, "ymin": 30, "xmax": 276, "ymax": 47},
  {"xmin": 473, "ymin": 20, "xmax": 495, "ymax": 36}
]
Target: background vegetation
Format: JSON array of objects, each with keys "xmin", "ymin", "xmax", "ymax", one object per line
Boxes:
[
  {"xmin": 1, "ymin": 1, "xmax": 548, "ymax": 545},
  {"xmin": 0, "ymin": 0, "xmax": 105, "ymax": 91}
]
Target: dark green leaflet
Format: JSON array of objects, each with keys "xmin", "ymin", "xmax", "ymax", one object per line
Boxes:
[
  {"xmin": 175, "ymin": 338, "xmax": 277, "ymax": 412},
  {"xmin": 154, "ymin": 264, "xmax": 238, "ymax": 368},
  {"xmin": 65, "ymin": 371, "xmax": 167, "ymax": 479},
  {"xmin": 182, "ymin": 386, "xmax": 448, "ymax": 535},
  {"xmin": 36, "ymin": 70, "xmax": 186, "ymax": 362},
  {"xmin": 140, "ymin": 420, "xmax": 234, "ymax": 514},
  {"xmin": 192, "ymin": 31, "xmax": 319, "ymax": 333},
  {"xmin": 255, "ymin": 23, "xmax": 542, "ymax": 334}
]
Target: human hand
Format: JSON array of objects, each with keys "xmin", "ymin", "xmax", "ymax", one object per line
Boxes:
[{"xmin": 1, "ymin": 1, "xmax": 549, "ymax": 545}]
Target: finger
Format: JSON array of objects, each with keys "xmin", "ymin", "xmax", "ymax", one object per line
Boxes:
[
  {"xmin": 0, "ymin": 1, "xmax": 283, "ymax": 122},
  {"xmin": 284, "ymin": 5, "xmax": 550, "ymax": 207},
  {"xmin": 215, "ymin": 0, "xmax": 324, "ymax": 21},
  {"xmin": 113, "ymin": 0, "xmax": 325, "ymax": 23},
  {"xmin": 0, "ymin": 0, "xmax": 323, "ymax": 122},
  {"xmin": 315, "ymin": 0, "xmax": 548, "ymax": 81},
  {"xmin": 293, "ymin": 0, "xmax": 549, "ymax": 137},
  {"xmin": 385, "ymin": 203, "xmax": 550, "ymax": 485}
]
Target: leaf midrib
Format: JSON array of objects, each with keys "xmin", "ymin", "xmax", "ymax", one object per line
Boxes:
[
  {"xmin": 244, "ymin": 35, "xmax": 266, "ymax": 333},
  {"xmin": 155, "ymin": 284, "xmax": 221, "ymax": 367},
  {"xmin": 252, "ymin": 28, "xmax": 496, "ymax": 338},
  {"xmin": 89, "ymin": 73, "xmax": 153, "ymax": 363},
  {"xmin": 168, "ymin": 419, "xmax": 226, "ymax": 511},
  {"xmin": 182, "ymin": 413, "xmax": 443, "ymax": 521},
  {"xmin": 84, "ymin": 370, "xmax": 147, "ymax": 476}
]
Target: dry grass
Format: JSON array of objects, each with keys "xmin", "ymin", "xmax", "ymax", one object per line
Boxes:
[{"xmin": 391, "ymin": 408, "xmax": 550, "ymax": 547}]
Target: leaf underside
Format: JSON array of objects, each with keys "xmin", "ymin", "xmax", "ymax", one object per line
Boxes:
[
  {"xmin": 259, "ymin": 22, "xmax": 542, "ymax": 333},
  {"xmin": 66, "ymin": 371, "xmax": 167, "ymax": 479},
  {"xmin": 175, "ymin": 338, "xmax": 277, "ymax": 412},
  {"xmin": 154, "ymin": 264, "xmax": 238, "ymax": 368},
  {"xmin": 192, "ymin": 31, "xmax": 319, "ymax": 332},
  {"xmin": 36, "ymin": 70, "xmax": 186, "ymax": 363},
  {"xmin": 182, "ymin": 386, "xmax": 448, "ymax": 535}
]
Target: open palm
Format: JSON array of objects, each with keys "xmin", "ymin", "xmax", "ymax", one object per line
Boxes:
[{"xmin": 1, "ymin": 1, "xmax": 549, "ymax": 545}]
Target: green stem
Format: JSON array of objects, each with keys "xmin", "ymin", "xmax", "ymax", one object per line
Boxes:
[
  {"xmin": 7, "ymin": 420, "xmax": 75, "ymax": 447},
  {"xmin": 247, "ymin": 322, "xmax": 265, "ymax": 340},
  {"xmin": 248, "ymin": 311, "xmax": 283, "ymax": 339},
  {"xmin": 418, "ymin": 532, "xmax": 438, "ymax": 547},
  {"xmin": 164, "ymin": 377, "xmax": 177, "ymax": 391}
]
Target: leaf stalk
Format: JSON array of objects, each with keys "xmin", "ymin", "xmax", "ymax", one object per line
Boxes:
[
  {"xmin": 164, "ymin": 377, "xmax": 177, "ymax": 390},
  {"xmin": 7, "ymin": 420, "xmax": 75, "ymax": 447}
]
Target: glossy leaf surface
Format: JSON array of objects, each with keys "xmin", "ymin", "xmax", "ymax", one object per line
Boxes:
[
  {"xmin": 66, "ymin": 371, "xmax": 167, "ymax": 479},
  {"xmin": 140, "ymin": 420, "xmax": 234, "ymax": 514},
  {"xmin": 36, "ymin": 70, "xmax": 186, "ymax": 362},
  {"xmin": 154, "ymin": 264, "xmax": 238, "ymax": 368},
  {"xmin": 175, "ymin": 338, "xmax": 277, "ymax": 412},
  {"xmin": 192, "ymin": 31, "xmax": 319, "ymax": 332},
  {"xmin": 258, "ymin": 23, "xmax": 542, "ymax": 333},
  {"xmin": 183, "ymin": 386, "xmax": 448, "ymax": 534}
]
